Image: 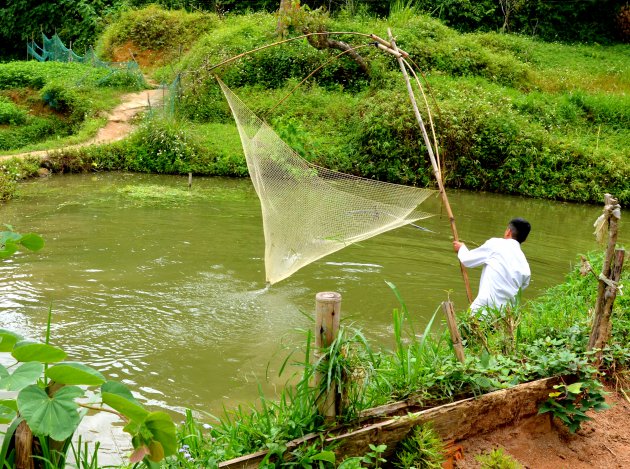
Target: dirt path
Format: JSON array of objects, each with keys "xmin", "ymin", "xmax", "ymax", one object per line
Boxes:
[{"xmin": 0, "ymin": 88, "xmax": 165, "ymax": 161}]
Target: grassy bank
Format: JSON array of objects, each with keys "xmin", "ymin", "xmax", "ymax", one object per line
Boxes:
[
  {"xmin": 1, "ymin": 7, "xmax": 628, "ymax": 205},
  {"xmin": 0, "ymin": 59, "xmax": 148, "ymax": 199},
  {"xmin": 152, "ymin": 251, "xmax": 628, "ymax": 467},
  {"xmin": 96, "ymin": 7, "xmax": 628, "ymax": 205}
]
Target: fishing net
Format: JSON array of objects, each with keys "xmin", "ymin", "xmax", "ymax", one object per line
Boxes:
[{"xmin": 218, "ymin": 78, "xmax": 436, "ymax": 284}]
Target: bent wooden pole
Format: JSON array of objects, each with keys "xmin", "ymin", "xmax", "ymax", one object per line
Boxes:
[{"xmin": 387, "ymin": 28, "xmax": 473, "ymax": 305}]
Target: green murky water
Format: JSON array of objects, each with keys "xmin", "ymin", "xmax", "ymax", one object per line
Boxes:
[{"xmin": 0, "ymin": 173, "xmax": 622, "ymax": 415}]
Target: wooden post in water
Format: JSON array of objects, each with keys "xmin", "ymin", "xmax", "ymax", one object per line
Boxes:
[
  {"xmin": 315, "ymin": 291, "xmax": 341, "ymax": 420},
  {"xmin": 588, "ymin": 194, "xmax": 623, "ymax": 362},
  {"xmin": 442, "ymin": 301, "xmax": 465, "ymax": 363}
]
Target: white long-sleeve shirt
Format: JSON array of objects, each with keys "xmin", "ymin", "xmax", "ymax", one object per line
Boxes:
[{"xmin": 457, "ymin": 237, "xmax": 530, "ymax": 312}]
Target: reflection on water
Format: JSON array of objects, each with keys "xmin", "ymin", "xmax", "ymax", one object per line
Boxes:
[{"xmin": 0, "ymin": 173, "xmax": 623, "ymax": 415}]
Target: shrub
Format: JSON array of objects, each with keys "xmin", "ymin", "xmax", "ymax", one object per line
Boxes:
[
  {"xmin": 0, "ymin": 171, "xmax": 17, "ymax": 201},
  {"xmin": 0, "ymin": 97, "xmax": 27, "ymax": 125},
  {"xmin": 98, "ymin": 4, "xmax": 218, "ymax": 62},
  {"xmin": 0, "ymin": 62, "xmax": 109, "ymax": 90},
  {"xmin": 40, "ymin": 82, "xmax": 89, "ymax": 123},
  {"xmin": 97, "ymin": 68, "xmax": 148, "ymax": 90},
  {"xmin": 0, "ymin": 117, "xmax": 71, "ymax": 151}
]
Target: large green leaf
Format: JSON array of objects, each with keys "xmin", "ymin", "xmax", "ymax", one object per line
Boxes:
[
  {"xmin": 566, "ymin": 382, "xmax": 584, "ymax": 395},
  {"xmin": 46, "ymin": 362, "xmax": 106, "ymax": 386},
  {"xmin": 0, "ymin": 399, "xmax": 17, "ymax": 412},
  {"xmin": 0, "ymin": 362, "xmax": 43, "ymax": 391},
  {"xmin": 12, "ymin": 341, "xmax": 66, "ymax": 363},
  {"xmin": 18, "ymin": 233, "xmax": 44, "ymax": 252},
  {"xmin": 0, "ymin": 404, "xmax": 16, "ymax": 424},
  {"xmin": 101, "ymin": 381, "xmax": 148, "ymax": 422},
  {"xmin": 312, "ymin": 451, "xmax": 336, "ymax": 464},
  {"xmin": 0, "ymin": 329, "xmax": 24, "ymax": 352},
  {"xmin": 144, "ymin": 411, "xmax": 176, "ymax": 457},
  {"xmin": 0, "ymin": 365, "xmax": 8, "ymax": 380},
  {"xmin": 17, "ymin": 385, "xmax": 84, "ymax": 441},
  {"xmin": 0, "ymin": 230, "xmax": 20, "ymax": 243},
  {"xmin": 0, "ymin": 239, "xmax": 18, "ymax": 258}
]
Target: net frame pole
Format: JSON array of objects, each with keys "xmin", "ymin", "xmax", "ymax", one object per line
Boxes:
[{"xmin": 387, "ymin": 28, "xmax": 474, "ymax": 304}]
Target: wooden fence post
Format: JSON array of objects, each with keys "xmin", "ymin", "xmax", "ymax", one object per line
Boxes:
[
  {"xmin": 15, "ymin": 421, "xmax": 34, "ymax": 469},
  {"xmin": 588, "ymin": 194, "xmax": 623, "ymax": 361},
  {"xmin": 442, "ymin": 301, "xmax": 465, "ymax": 363},
  {"xmin": 315, "ymin": 292, "xmax": 341, "ymax": 420}
]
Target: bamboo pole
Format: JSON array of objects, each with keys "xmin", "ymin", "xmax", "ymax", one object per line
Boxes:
[
  {"xmin": 387, "ymin": 29, "xmax": 473, "ymax": 304},
  {"xmin": 315, "ymin": 291, "xmax": 341, "ymax": 420},
  {"xmin": 442, "ymin": 301, "xmax": 465, "ymax": 363}
]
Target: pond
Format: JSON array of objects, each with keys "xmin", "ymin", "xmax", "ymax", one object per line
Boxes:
[{"xmin": 0, "ymin": 173, "xmax": 621, "ymax": 417}]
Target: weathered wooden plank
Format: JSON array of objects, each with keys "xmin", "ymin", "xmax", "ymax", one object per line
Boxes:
[
  {"xmin": 326, "ymin": 376, "xmax": 560, "ymax": 459},
  {"xmin": 219, "ymin": 376, "xmax": 562, "ymax": 468}
]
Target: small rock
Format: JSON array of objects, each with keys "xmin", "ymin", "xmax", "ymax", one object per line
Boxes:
[{"xmin": 37, "ymin": 168, "xmax": 50, "ymax": 177}]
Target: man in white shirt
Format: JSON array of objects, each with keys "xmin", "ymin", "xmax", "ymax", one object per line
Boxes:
[{"xmin": 453, "ymin": 218, "xmax": 531, "ymax": 314}]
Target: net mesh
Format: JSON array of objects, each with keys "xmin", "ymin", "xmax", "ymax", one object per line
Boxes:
[
  {"xmin": 27, "ymin": 34, "xmax": 145, "ymax": 88},
  {"xmin": 218, "ymin": 78, "xmax": 435, "ymax": 284}
]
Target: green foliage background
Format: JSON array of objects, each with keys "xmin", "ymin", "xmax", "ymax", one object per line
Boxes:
[
  {"xmin": 0, "ymin": 4, "xmax": 628, "ymax": 205},
  {"xmin": 1, "ymin": 1, "xmax": 628, "ymax": 59},
  {"xmin": 121, "ymin": 9, "xmax": 626, "ymax": 205}
]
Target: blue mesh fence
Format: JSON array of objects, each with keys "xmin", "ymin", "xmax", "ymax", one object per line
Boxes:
[{"xmin": 27, "ymin": 33, "xmax": 147, "ymax": 88}]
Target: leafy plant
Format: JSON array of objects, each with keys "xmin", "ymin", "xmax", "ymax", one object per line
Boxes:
[
  {"xmin": 0, "ymin": 97, "xmax": 27, "ymax": 125},
  {"xmin": 393, "ymin": 423, "xmax": 445, "ymax": 469},
  {"xmin": 0, "ymin": 233, "xmax": 176, "ymax": 468},
  {"xmin": 0, "ymin": 225, "xmax": 44, "ymax": 258},
  {"xmin": 475, "ymin": 447, "xmax": 523, "ymax": 469},
  {"xmin": 362, "ymin": 443, "xmax": 387, "ymax": 468},
  {"xmin": 0, "ymin": 318, "xmax": 177, "ymax": 468},
  {"xmin": 538, "ymin": 380, "xmax": 610, "ymax": 433}
]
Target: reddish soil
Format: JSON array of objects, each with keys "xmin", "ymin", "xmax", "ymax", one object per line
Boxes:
[
  {"xmin": 453, "ymin": 388, "xmax": 630, "ymax": 468},
  {"xmin": 111, "ymin": 40, "xmax": 172, "ymax": 69}
]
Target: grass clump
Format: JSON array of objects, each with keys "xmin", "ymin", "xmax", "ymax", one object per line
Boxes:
[
  {"xmin": 0, "ymin": 156, "xmax": 41, "ymax": 201},
  {"xmin": 475, "ymin": 448, "xmax": 523, "ymax": 469},
  {"xmin": 393, "ymin": 424, "xmax": 446, "ymax": 469}
]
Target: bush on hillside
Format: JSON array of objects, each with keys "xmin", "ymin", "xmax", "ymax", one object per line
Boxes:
[
  {"xmin": 0, "ymin": 97, "xmax": 27, "ymax": 125},
  {"xmin": 98, "ymin": 4, "xmax": 218, "ymax": 63},
  {"xmin": 40, "ymin": 82, "xmax": 89, "ymax": 123},
  {"xmin": 0, "ymin": 117, "xmax": 70, "ymax": 151}
]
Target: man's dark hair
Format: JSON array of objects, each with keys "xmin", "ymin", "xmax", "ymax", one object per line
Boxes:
[{"xmin": 508, "ymin": 218, "xmax": 531, "ymax": 243}]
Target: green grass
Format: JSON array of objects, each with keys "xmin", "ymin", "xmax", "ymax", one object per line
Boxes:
[{"xmin": 0, "ymin": 61, "xmax": 146, "ymax": 156}]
